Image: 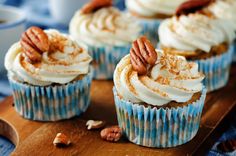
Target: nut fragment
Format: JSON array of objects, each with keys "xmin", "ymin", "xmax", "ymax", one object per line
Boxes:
[
  {"xmin": 176, "ymin": 0, "xmax": 214, "ymax": 16},
  {"xmin": 53, "ymin": 133, "xmax": 71, "ymax": 147},
  {"xmin": 130, "ymin": 36, "xmax": 157, "ymax": 75},
  {"xmin": 81, "ymin": 0, "xmax": 112, "ymax": 14},
  {"xmin": 100, "ymin": 126, "xmax": 122, "ymax": 142},
  {"xmin": 86, "ymin": 120, "xmax": 106, "ymax": 130},
  {"xmin": 20, "ymin": 26, "xmax": 49, "ymax": 63}
]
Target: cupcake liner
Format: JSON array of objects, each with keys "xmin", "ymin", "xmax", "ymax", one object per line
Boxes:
[
  {"xmin": 113, "ymin": 87, "xmax": 207, "ymax": 148},
  {"xmin": 136, "ymin": 18, "xmax": 161, "ymax": 45},
  {"xmin": 233, "ymin": 40, "xmax": 236, "ymax": 62},
  {"xmin": 194, "ymin": 45, "xmax": 233, "ymax": 92},
  {"xmin": 9, "ymin": 70, "xmax": 92, "ymax": 121},
  {"xmin": 88, "ymin": 45, "xmax": 131, "ymax": 80},
  {"xmin": 114, "ymin": 0, "xmax": 125, "ymax": 10}
]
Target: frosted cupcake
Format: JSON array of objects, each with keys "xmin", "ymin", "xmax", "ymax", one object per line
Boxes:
[
  {"xmin": 69, "ymin": 0, "xmax": 141, "ymax": 79},
  {"xmin": 125, "ymin": 0, "xmax": 186, "ymax": 45},
  {"xmin": 158, "ymin": 0, "xmax": 236, "ymax": 92},
  {"xmin": 5, "ymin": 26, "xmax": 92, "ymax": 121},
  {"xmin": 206, "ymin": 0, "xmax": 236, "ymax": 62},
  {"xmin": 113, "ymin": 36, "xmax": 206, "ymax": 147}
]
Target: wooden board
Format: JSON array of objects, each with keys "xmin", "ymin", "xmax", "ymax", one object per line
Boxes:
[{"xmin": 0, "ymin": 65, "xmax": 236, "ymax": 156}]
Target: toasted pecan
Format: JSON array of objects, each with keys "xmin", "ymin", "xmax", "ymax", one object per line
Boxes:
[
  {"xmin": 176, "ymin": 0, "xmax": 214, "ymax": 16},
  {"xmin": 100, "ymin": 126, "xmax": 122, "ymax": 142},
  {"xmin": 20, "ymin": 26, "xmax": 49, "ymax": 63},
  {"xmin": 130, "ymin": 36, "xmax": 157, "ymax": 75},
  {"xmin": 81, "ymin": 0, "xmax": 112, "ymax": 14}
]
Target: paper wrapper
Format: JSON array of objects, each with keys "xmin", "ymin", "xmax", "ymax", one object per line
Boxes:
[
  {"xmin": 8, "ymin": 71, "xmax": 92, "ymax": 121},
  {"xmin": 88, "ymin": 45, "xmax": 131, "ymax": 80},
  {"xmin": 114, "ymin": 0, "xmax": 125, "ymax": 10},
  {"xmin": 194, "ymin": 45, "xmax": 233, "ymax": 92},
  {"xmin": 113, "ymin": 88, "xmax": 207, "ymax": 148},
  {"xmin": 233, "ymin": 40, "xmax": 236, "ymax": 62}
]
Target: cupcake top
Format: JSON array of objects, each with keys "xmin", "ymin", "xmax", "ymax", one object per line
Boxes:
[
  {"xmin": 5, "ymin": 27, "xmax": 92, "ymax": 86},
  {"xmin": 207, "ymin": 0, "xmax": 236, "ymax": 30},
  {"xmin": 69, "ymin": 0, "xmax": 141, "ymax": 47},
  {"xmin": 158, "ymin": 0, "xmax": 236, "ymax": 53},
  {"xmin": 125, "ymin": 0, "xmax": 186, "ymax": 18},
  {"xmin": 114, "ymin": 36, "xmax": 204, "ymax": 106}
]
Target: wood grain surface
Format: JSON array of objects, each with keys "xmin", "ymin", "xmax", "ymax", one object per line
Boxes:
[{"xmin": 0, "ymin": 65, "xmax": 236, "ymax": 156}]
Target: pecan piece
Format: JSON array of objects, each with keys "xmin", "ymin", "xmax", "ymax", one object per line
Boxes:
[
  {"xmin": 100, "ymin": 126, "xmax": 122, "ymax": 142},
  {"xmin": 176, "ymin": 0, "xmax": 214, "ymax": 16},
  {"xmin": 53, "ymin": 133, "xmax": 71, "ymax": 148},
  {"xmin": 130, "ymin": 36, "xmax": 157, "ymax": 75},
  {"xmin": 20, "ymin": 26, "xmax": 49, "ymax": 63},
  {"xmin": 86, "ymin": 120, "xmax": 106, "ymax": 130},
  {"xmin": 81, "ymin": 0, "xmax": 112, "ymax": 14}
]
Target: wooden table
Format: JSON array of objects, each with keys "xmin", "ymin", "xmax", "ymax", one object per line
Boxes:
[{"xmin": 0, "ymin": 65, "xmax": 236, "ymax": 156}]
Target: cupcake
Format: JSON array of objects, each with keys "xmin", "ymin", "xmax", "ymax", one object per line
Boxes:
[
  {"xmin": 113, "ymin": 36, "xmax": 206, "ymax": 148},
  {"xmin": 206, "ymin": 0, "xmax": 236, "ymax": 62},
  {"xmin": 5, "ymin": 26, "xmax": 92, "ymax": 121},
  {"xmin": 158, "ymin": 0, "xmax": 236, "ymax": 92},
  {"xmin": 69, "ymin": 0, "xmax": 141, "ymax": 79},
  {"xmin": 125, "ymin": 0, "xmax": 186, "ymax": 45}
]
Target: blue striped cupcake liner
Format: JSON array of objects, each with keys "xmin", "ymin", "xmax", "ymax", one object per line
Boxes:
[
  {"xmin": 136, "ymin": 18, "xmax": 161, "ymax": 46},
  {"xmin": 8, "ymin": 70, "xmax": 92, "ymax": 121},
  {"xmin": 194, "ymin": 45, "xmax": 233, "ymax": 92},
  {"xmin": 114, "ymin": 0, "xmax": 125, "ymax": 10},
  {"xmin": 233, "ymin": 41, "xmax": 236, "ymax": 62},
  {"xmin": 88, "ymin": 45, "xmax": 131, "ymax": 80},
  {"xmin": 113, "ymin": 87, "xmax": 207, "ymax": 148}
]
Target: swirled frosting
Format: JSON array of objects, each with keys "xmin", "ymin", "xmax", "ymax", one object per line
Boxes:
[
  {"xmin": 158, "ymin": 13, "xmax": 236, "ymax": 52},
  {"xmin": 207, "ymin": 0, "xmax": 236, "ymax": 30},
  {"xmin": 69, "ymin": 7, "xmax": 141, "ymax": 47},
  {"xmin": 125, "ymin": 0, "xmax": 186, "ymax": 17},
  {"xmin": 5, "ymin": 29, "xmax": 92, "ymax": 86},
  {"xmin": 114, "ymin": 50, "xmax": 204, "ymax": 106}
]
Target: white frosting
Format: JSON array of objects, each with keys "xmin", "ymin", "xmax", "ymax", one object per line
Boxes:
[
  {"xmin": 114, "ymin": 50, "xmax": 204, "ymax": 106},
  {"xmin": 5, "ymin": 29, "xmax": 92, "ymax": 86},
  {"xmin": 125, "ymin": 0, "xmax": 186, "ymax": 17},
  {"xmin": 69, "ymin": 7, "xmax": 141, "ymax": 47},
  {"xmin": 208, "ymin": 0, "xmax": 236, "ymax": 30},
  {"xmin": 159, "ymin": 13, "xmax": 236, "ymax": 52}
]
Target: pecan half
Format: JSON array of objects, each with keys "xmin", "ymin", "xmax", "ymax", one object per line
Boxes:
[
  {"xmin": 81, "ymin": 0, "xmax": 112, "ymax": 14},
  {"xmin": 20, "ymin": 26, "xmax": 49, "ymax": 63},
  {"xmin": 176, "ymin": 0, "xmax": 214, "ymax": 16},
  {"xmin": 100, "ymin": 126, "xmax": 122, "ymax": 142},
  {"xmin": 130, "ymin": 36, "xmax": 157, "ymax": 75}
]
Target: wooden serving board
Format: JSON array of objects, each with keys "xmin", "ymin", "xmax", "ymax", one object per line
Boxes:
[{"xmin": 0, "ymin": 65, "xmax": 236, "ymax": 156}]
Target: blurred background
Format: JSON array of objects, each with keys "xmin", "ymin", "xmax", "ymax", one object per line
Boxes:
[{"xmin": 0, "ymin": 0, "xmax": 125, "ymax": 32}]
